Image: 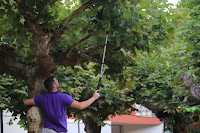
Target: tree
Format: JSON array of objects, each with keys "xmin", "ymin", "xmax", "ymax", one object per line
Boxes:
[
  {"xmin": 177, "ymin": 0, "xmax": 200, "ymax": 81},
  {"xmin": 128, "ymin": 29, "xmax": 200, "ymax": 132},
  {"xmin": 0, "ymin": 0, "xmax": 175, "ymax": 132},
  {"xmin": 122, "ymin": 0, "xmax": 200, "ymax": 131},
  {"xmin": 128, "ymin": 41, "xmax": 194, "ymax": 130}
]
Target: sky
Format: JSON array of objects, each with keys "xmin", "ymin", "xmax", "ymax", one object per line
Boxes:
[{"xmin": 167, "ymin": 0, "xmax": 180, "ymax": 5}]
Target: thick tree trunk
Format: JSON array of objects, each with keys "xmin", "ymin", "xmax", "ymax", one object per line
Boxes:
[
  {"xmin": 82, "ymin": 116, "xmax": 101, "ymax": 133},
  {"xmin": 26, "ymin": 77, "xmax": 47, "ymax": 133},
  {"xmin": 27, "ymin": 106, "xmax": 43, "ymax": 133}
]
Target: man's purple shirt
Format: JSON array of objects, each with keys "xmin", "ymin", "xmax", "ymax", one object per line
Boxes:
[{"xmin": 34, "ymin": 91, "xmax": 75, "ymax": 132}]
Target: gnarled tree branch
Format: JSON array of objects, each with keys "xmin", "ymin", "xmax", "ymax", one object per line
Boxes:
[
  {"xmin": 0, "ymin": 45, "xmax": 37, "ymax": 80},
  {"xmin": 15, "ymin": 0, "xmax": 42, "ymax": 34},
  {"xmin": 180, "ymin": 73, "xmax": 200, "ymax": 101},
  {"xmin": 80, "ymin": 54, "xmax": 101, "ymax": 64},
  {"xmin": 51, "ymin": 49, "xmax": 101, "ymax": 67},
  {"xmin": 15, "ymin": 0, "xmax": 29, "ymax": 21},
  {"xmin": 35, "ymin": 3, "xmax": 47, "ymax": 24},
  {"xmin": 51, "ymin": 49, "xmax": 81, "ymax": 67},
  {"xmin": 61, "ymin": 0, "xmax": 100, "ymax": 27},
  {"xmin": 79, "ymin": 46, "xmax": 101, "ymax": 55},
  {"xmin": 66, "ymin": 33, "xmax": 93, "ymax": 58},
  {"xmin": 49, "ymin": 0, "xmax": 101, "ymax": 46}
]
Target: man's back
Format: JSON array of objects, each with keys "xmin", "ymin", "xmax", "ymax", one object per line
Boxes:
[{"xmin": 34, "ymin": 91, "xmax": 74, "ymax": 132}]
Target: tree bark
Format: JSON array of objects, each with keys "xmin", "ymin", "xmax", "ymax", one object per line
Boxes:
[
  {"xmin": 180, "ymin": 73, "xmax": 200, "ymax": 101},
  {"xmin": 82, "ymin": 116, "xmax": 101, "ymax": 133},
  {"xmin": 27, "ymin": 106, "xmax": 43, "ymax": 133},
  {"xmin": 173, "ymin": 111, "xmax": 196, "ymax": 133},
  {"xmin": 25, "ymin": 76, "xmax": 47, "ymax": 133}
]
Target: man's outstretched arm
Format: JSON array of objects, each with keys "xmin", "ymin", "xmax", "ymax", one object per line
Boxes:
[
  {"xmin": 24, "ymin": 98, "xmax": 36, "ymax": 106},
  {"xmin": 70, "ymin": 90, "xmax": 100, "ymax": 110}
]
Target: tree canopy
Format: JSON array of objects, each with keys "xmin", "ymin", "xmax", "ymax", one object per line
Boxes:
[{"xmin": 1, "ymin": 0, "xmax": 200, "ymax": 132}]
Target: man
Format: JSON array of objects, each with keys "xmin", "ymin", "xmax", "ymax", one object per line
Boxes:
[{"xmin": 24, "ymin": 77, "xmax": 100, "ymax": 133}]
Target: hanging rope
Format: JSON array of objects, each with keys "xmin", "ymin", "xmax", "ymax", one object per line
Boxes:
[{"xmin": 97, "ymin": 33, "xmax": 109, "ymax": 90}]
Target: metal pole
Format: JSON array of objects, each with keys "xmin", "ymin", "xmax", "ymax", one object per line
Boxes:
[
  {"xmin": 78, "ymin": 120, "xmax": 80, "ymax": 133},
  {"xmin": 99, "ymin": 34, "xmax": 108, "ymax": 79},
  {"xmin": 97, "ymin": 33, "xmax": 108, "ymax": 90},
  {"xmin": 0, "ymin": 111, "xmax": 3, "ymax": 133}
]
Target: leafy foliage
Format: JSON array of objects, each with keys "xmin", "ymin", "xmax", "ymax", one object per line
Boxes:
[
  {"xmin": 119, "ymin": 1, "xmax": 200, "ymax": 130},
  {"xmin": 53, "ymin": 63, "xmax": 135, "ymax": 126},
  {"xmin": 1, "ymin": 0, "xmax": 195, "ymax": 132},
  {"xmin": 0, "ymin": 0, "xmax": 176, "ymax": 74},
  {"xmin": 132, "ymin": 41, "xmax": 194, "ymax": 107},
  {"xmin": 178, "ymin": 0, "xmax": 200, "ymax": 75},
  {"xmin": 0, "ymin": 74, "xmax": 28, "ymax": 129},
  {"xmin": 129, "ymin": 39, "xmax": 198, "ymax": 131},
  {"xmin": 173, "ymin": 106, "xmax": 200, "ymax": 133}
]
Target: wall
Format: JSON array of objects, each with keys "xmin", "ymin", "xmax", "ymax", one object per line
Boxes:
[
  {"xmin": 123, "ymin": 124, "xmax": 164, "ymax": 133},
  {"xmin": 67, "ymin": 119, "xmax": 112, "ymax": 133},
  {"xmin": 3, "ymin": 111, "xmax": 27, "ymax": 133},
  {"xmin": 2, "ymin": 111, "xmax": 112, "ymax": 133},
  {"xmin": 2, "ymin": 111, "xmax": 163, "ymax": 133},
  {"xmin": 112, "ymin": 125, "xmax": 121, "ymax": 133}
]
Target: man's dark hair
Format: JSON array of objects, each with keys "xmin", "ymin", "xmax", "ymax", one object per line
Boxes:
[{"xmin": 44, "ymin": 77, "xmax": 55, "ymax": 91}]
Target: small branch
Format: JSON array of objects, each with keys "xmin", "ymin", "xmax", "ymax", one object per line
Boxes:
[
  {"xmin": 187, "ymin": 100, "xmax": 200, "ymax": 106},
  {"xmin": 15, "ymin": 1, "xmax": 30, "ymax": 21},
  {"xmin": 61, "ymin": 0, "xmax": 100, "ymax": 27},
  {"xmin": 50, "ymin": 0, "xmax": 102, "ymax": 46},
  {"xmin": 79, "ymin": 46, "xmax": 101, "ymax": 54},
  {"xmin": 51, "ymin": 50, "xmax": 101, "ymax": 67},
  {"xmin": 35, "ymin": 4, "xmax": 47, "ymax": 24},
  {"xmin": 49, "ymin": 28, "xmax": 68, "ymax": 46},
  {"xmin": 66, "ymin": 33, "xmax": 93, "ymax": 58},
  {"xmin": 80, "ymin": 54, "xmax": 101, "ymax": 64},
  {"xmin": 15, "ymin": 0, "xmax": 40, "ymax": 34},
  {"xmin": 81, "ymin": 63, "xmax": 89, "ymax": 71},
  {"xmin": 127, "ymin": 62, "xmax": 138, "ymax": 67}
]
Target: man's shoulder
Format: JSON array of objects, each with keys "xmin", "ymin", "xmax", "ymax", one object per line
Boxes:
[{"xmin": 58, "ymin": 92, "xmax": 74, "ymax": 100}]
